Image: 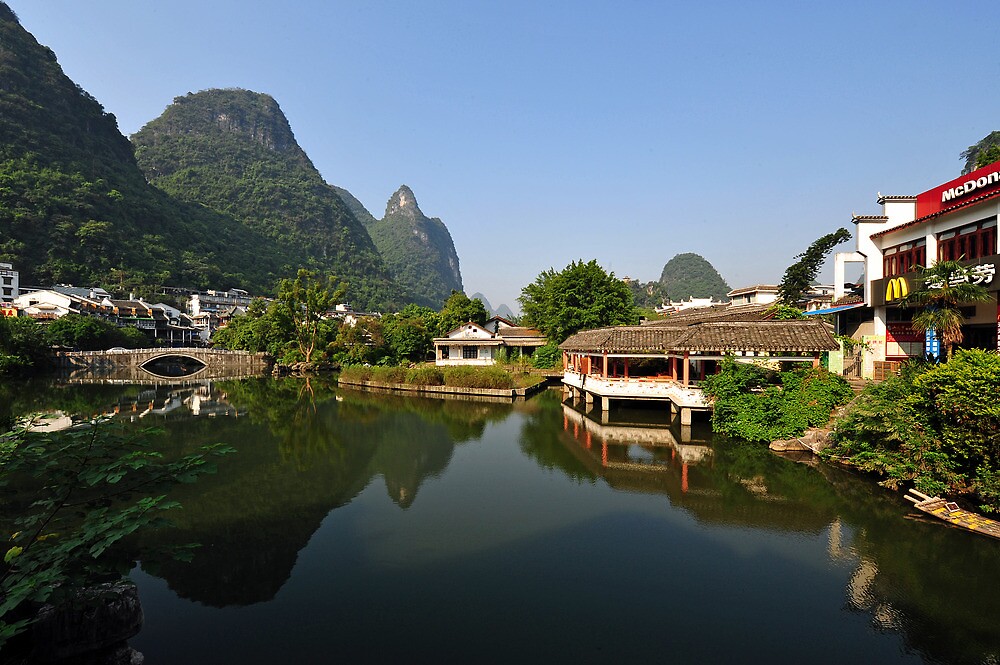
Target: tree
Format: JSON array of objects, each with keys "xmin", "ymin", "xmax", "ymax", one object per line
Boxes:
[
  {"xmin": 435, "ymin": 291, "xmax": 487, "ymax": 336},
  {"xmin": 899, "ymin": 260, "xmax": 991, "ymax": 361},
  {"xmin": 519, "ymin": 259, "xmax": 636, "ymax": 343},
  {"xmin": 778, "ymin": 228, "xmax": 852, "ymax": 305},
  {"xmin": 276, "ymin": 269, "xmax": 345, "ymax": 363},
  {"xmin": 0, "ymin": 316, "xmax": 46, "ymax": 375}
]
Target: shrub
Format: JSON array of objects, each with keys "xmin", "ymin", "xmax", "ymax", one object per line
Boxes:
[
  {"xmin": 339, "ymin": 365, "xmax": 373, "ymax": 382},
  {"xmin": 530, "ymin": 343, "xmax": 562, "ymax": 369},
  {"xmin": 827, "ymin": 350, "xmax": 1000, "ymax": 511},
  {"xmin": 442, "ymin": 366, "xmax": 514, "ymax": 389},
  {"xmin": 703, "ymin": 359, "xmax": 851, "ymax": 443},
  {"xmin": 406, "ymin": 366, "xmax": 444, "ymax": 386},
  {"xmin": 370, "ymin": 366, "xmax": 409, "ymax": 384}
]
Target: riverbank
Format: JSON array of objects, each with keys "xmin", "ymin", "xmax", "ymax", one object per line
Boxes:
[{"xmin": 336, "ymin": 375, "xmax": 550, "ymax": 399}]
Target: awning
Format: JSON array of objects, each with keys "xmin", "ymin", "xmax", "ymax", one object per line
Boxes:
[{"xmin": 804, "ymin": 302, "xmax": 867, "ymax": 316}]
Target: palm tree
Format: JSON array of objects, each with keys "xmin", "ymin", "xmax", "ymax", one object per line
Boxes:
[{"xmin": 898, "ymin": 259, "xmax": 991, "ymax": 361}]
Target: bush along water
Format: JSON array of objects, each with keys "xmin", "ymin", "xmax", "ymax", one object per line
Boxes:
[
  {"xmin": 701, "ymin": 357, "xmax": 853, "ymax": 443},
  {"xmin": 339, "ymin": 364, "xmax": 519, "ymax": 390},
  {"xmin": 825, "ymin": 349, "xmax": 1000, "ymax": 512}
]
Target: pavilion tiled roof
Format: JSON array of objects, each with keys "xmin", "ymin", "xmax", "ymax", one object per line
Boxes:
[
  {"xmin": 560, "ymin": 326, "xmax": 687, "ymax": 353},
  {"xmin": 647, "ymin": 303, "xmax": 775, "ymax": 326},
  {"xmin": 830, "ymin": 293, "xmax": 864, "ymax": 307},
  {"xmin": 670, "ymin": 321, "xmax": 838, "ymax": 353},
  {"xmin": 497, "ymin": 327, "xmax": 545, "ymax": 338},
  {"xmin": 560, "ymin": 318, "xmax": 837, "ymax": 354}
]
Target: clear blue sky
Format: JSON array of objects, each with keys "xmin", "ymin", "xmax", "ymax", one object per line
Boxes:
[{"xmin": 9, "ymin": 1, "xmax": 1000, "ymax": 310}]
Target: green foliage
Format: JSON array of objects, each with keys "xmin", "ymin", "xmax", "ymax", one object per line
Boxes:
[
  {"xmin": 436, "ymin": 291, "xmax": 488, "ymax": 336},
  {"xmin": 370, "ymin": 366, "xmax": 409, "ymax": 383},
  {"xmin": 339, "ymin": 365, "xmax": 373, "ymax": 382},
  {"xmin": 899, "ymin": 260, "xmax": 992, "ymax": 361},
  {"xmin": 43, "ymin": 313, "xmax": 146, "ymax": 351},
  {"xmin": 0, "ymin": 418, "xmax": 233, "ymax": 645},
  {"xmin": 778, "ymin": 228, "xmax": 852, "ymax": 305},
  {"xmin": 961, "ymin": 130, "xmax": 1000, "ymax": 174},
  {"xmin": 0, "ymin": 14, "xmax": 286, "ymax": 294},
  {"xmin": 828, "ymin": 350, "xmax": 1000, "ymax": 511},
  {"xmin": 530, "ymin": 343, "xmax": 562, "ymax": 369},
  {"xmin": 768, "ymin": 304, "xmax": 806, "ymax": 320},
  {"xmin": 628, "ymin": 279, "xmax": 669, "ymax": 309},
  {"xmin": 441, "ymin": 365, "xmax": 514, "ymax": 389},
  {"xmin": 131, "ymin": 89, "xmax": 397, "ymax": 310},
  {"xmin": 405, "ymin": 366, "xmax": 445, "ymax": 386},
  {"xmin": 0, "ymin": 316, "xmax": 47, "ymax": 375},
  {"xmin": 519, "ymin": 259, "xmax": 635, "ymax": 343},
  {"xmin": 277, "ymin": 269, "xmax": 345, "ymax": 363},
  {"xmin": 381, "ymin": 305, "xmax": 436, "ymax": 362},
  {"xmin": 364, "ymin": 186, "xmax": 463, "ymax": 309},
  {"xmin": 658, "ymin": 253, "xmax": 730, "ymax": 301},
  {"xmin": 703, "ymin": 358, "xmax": 851, "ymax": 442}
]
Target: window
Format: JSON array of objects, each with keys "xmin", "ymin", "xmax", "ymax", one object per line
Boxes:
[
  {"xmin": 883, "ymin": 240, "xmax": 925, "ymax": 277},
  {"xmin": 462, "ymin": 346, "xmax": 477, "ymax": 359},
  {"xmin": 938, "ymin": 218, "xmax": 997, "ymax": 262},
  {"xmin": 440, "ymin": 346, "xmax": 449, "ymax": 359}
]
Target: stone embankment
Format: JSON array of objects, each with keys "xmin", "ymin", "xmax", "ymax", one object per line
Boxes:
[{"xmin": 337, "ymin": 377, "xmax": 548, "ymax": 399}]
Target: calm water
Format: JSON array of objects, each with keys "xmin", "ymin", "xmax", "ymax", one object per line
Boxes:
[{"xmin": 5, "ymin": 376, "xmax": 1000, "ymax": 664}]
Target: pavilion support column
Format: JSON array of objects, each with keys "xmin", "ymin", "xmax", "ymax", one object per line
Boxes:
[
  {"xmin": 680, "ymin": 407, "xmax": 692, "ymax": 426},
  {"xmin": 670, "ymin": 356, "xmax": 677, "ymax": 380},
  {"xmin": 813, "ymin": 354, "xmax": 820, "ymax": 368},
  {"xmin": 624, "ymin": 359, "xmax": 629, "ymax": 378},
  {"xmin": 682, "ymin": 352, "xmax": 690, "ymax": 386},
  {"xmin": 602, "ymin": 353, "xmax": 608, "ymax": 378},
  {"xmin": 601, "ymin": 395, "xmax": 610, "ymax": 412},
  {"xmin": 584, "ymin": 390, "xmax": 594, "ymax": 406}
]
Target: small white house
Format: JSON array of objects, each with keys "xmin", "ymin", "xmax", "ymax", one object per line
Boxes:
[{"xmin": 433, "ymin": 322, "xmax": 503, "ymax": 366}]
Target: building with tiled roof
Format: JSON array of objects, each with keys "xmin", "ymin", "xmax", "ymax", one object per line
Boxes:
[
  {"xmin": 433, "ymin": 317, "xmax": 547, "ymax": 366},
  {"xmin": 833, "ymin": 159, "xmax": 1000, "ymax": 376}
]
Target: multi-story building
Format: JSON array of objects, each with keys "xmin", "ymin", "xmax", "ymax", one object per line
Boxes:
[
  {"xmin": 833, "ymin": 160, "xmax": 1000, "ymax": 375},
  {"xmin": 0, "ymin": 263, "xmax": 19, "ymax": 304},
  {"xmin": 188, "ymin": 289, "xmax": 253, "ymax": 317}
]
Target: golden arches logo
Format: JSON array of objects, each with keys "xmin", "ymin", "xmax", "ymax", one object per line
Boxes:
[{"xmin": 885, "ymin": 277, "xmax": 909, "ymax": 302}]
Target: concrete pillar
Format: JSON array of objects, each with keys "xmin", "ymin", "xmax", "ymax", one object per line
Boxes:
[
  {"xmin": 680, "ymin": 407, "xmax": 692, "ymax": 426},
  {"xmin": 680, "ymin": 424, "xmax": 692, "ymax": 443},
  {"xmin": 584, "ymin": 391, "xmax": 594, "ymax": 405},
  {"xmin": 601, "ymin": 395, "xmax": 610, "ymax": 412}
]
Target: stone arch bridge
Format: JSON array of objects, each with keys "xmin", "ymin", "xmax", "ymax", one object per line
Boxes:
[{"xmin": 54, "ymin": 348, "xmax": 271, "ymax": 382}]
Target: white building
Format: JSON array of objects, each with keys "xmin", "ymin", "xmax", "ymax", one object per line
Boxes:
[
  {"xmin": 188, "ymin": 288, "xmax": 253, "ymax": 316},
  {"xmin": 0, "ymin": 263, "xmax": 19, "ymax": 304},
  {"xmin": 726, "ymin": 285, "xmax": 779, "ymax": 306},
  {"xmin": 833, "ymin": 161, "xmax": 1000, "ymax": 375}
]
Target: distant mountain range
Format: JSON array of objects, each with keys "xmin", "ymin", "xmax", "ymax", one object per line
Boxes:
[
  {"xmin": 0, "ymin": 3, "xmax": 465, "ymax": 310},
  {"xmin": 470, "ymin": 292, "xmax": 515, "ymax": 319}
]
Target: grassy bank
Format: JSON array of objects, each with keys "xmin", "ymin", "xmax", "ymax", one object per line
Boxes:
[{"xmin": 339, "ymin": 364, "xmax": 545, "ymax": 391}]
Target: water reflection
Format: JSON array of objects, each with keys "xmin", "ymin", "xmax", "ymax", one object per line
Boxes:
[
  {"xmin": 547, "ymin": 398, "xmax": 1000, "ymax": 664},
  {"xmin": 4, "ymin": 379, "xmax": 1000, "ymax": 663}
]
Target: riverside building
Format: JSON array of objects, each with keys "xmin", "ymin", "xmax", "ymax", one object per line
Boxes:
[{"xmin": 832, "ymin": 160, "xmax": 1000, "ymax": 377}]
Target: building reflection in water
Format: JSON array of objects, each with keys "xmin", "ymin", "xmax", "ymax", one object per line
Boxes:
[{"xmin": 23, "ymin": 382, "xmax": 242, "ymax": 432}]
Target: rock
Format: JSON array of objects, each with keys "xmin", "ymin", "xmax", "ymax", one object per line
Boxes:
[{"xmin": 30, "ymin": 581, "xmax": 143, "ymax": 663}]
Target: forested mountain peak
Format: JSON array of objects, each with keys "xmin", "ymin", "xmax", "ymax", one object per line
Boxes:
[
  {"xmin": 132, "ymin": 88, "xmax": 397, "ymax": 309},
  {"xmin": 367, "ymin": 185, "xmax": 463, "ymax": 308},
  {"xmin": 0, "ymin": 3, "xmax": 281, "ymax": 291},
  {"xmin": 385, "ymin": 185, "xmax": 421, "ymax": 218},
  {"xmin": 658, "ymin": 253, "xmax": 731, "ymax": 301}
]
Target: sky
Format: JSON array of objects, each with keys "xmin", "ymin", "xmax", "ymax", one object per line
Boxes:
[{"xmin": 8, "ymin": 1, "xmax": 1000, "ymax": 311}]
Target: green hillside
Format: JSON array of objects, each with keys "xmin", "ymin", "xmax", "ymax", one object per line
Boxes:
[
  {"xmin": 365, "ymin": 186, "xmax": 463, "ymax": 309},
  {"xmin": 0, "ymin": 3, "xmax": 278, "ymax": 292},
  {"xmin": 131, "ymin": 89, "xmax": 396, "ymax": 309},
  {"xmin": 659, "ymin": 253, "xmax": 731, "ymax": 301}
]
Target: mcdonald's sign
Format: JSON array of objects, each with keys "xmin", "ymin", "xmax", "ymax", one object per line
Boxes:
[{"xmin": 884, "ymin": 276, "xmax": 909, "ymax": 303}]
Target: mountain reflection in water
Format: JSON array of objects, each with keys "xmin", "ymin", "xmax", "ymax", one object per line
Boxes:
[{"xmin": 3, "ymin": 379, "xmax": 999, "ymax": 663}]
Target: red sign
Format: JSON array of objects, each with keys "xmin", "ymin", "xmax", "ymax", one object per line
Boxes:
[
  {"xmin": 0, "ymin": 306, "xmax": 16, "ymax": 318},
  {"xmin": 917, "ymin": 159, "xmax": 1000, "ymax": 218}
]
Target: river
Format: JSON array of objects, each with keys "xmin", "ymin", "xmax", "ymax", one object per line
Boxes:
[{"xmin": 3, "ymin": 376, "xmax": 1000, "ymax": 664}]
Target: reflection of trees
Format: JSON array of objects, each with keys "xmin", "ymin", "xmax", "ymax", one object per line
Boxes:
[
  {"xmin": 518, "ymin": 391, "xmax": 596, "ymax": 483},
  {"xmin": 132, "ymin": 380, "xmax": 515, "ymax": 604},
  {"xmin": 0, "ymin": 379, "xmax": 146, "ymax": 430}
]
